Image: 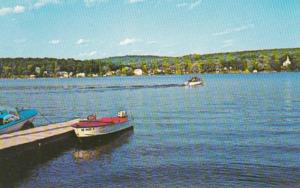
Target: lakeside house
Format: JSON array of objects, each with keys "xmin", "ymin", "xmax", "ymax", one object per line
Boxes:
[
  {"xmin": 104, "ymin": 71, "xmax": 114, "ymax": 77},
  {"xmin": 29, "ymin": 75, "xmax": 36, "ymax": 79},
  {"xmin": 156, "ymin": 69, "xmax": 163, "ymax": 74},
  {"xmin": 43, "ymin": 71, "xmax": 49, "ymax": 77},
  {"xmin": 57, "ymin": 71, "xmax": 69, "ymax": 78},
  {"xmin": 76, "ymin": 73, "xmax": 86, "ymax": 78},
  {"xmin": 133, "ymin": 69, "xmax": 143, "ymax": 76},
  {"xmin": 283, "ymin": 56, "xmax": 291, "ymax": 67}
]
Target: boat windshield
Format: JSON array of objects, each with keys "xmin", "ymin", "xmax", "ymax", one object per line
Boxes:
[
  {"xmin": 0, "ymin": 114, "xmax": 20, "ymax": 125},
  {"xmin": 0, "ymin": 107, "xmax": 20, "ymax": 125},
  {"xmin": 189, "ymin": 77, "xmax": 201, "ymax": 82},
  {"xmin": 0, "ymin": 106, "xmax": 18, "ymax": 115}
]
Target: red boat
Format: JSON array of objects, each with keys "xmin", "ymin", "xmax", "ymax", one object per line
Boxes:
[{"xmin": 72, "ymin": 111, "xmax": 133, "ymax": 139}]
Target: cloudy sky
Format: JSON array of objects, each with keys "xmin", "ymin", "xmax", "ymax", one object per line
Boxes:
[{"xmin": 0, "ymin": 0, "xmax": 299, "ymax": 59}]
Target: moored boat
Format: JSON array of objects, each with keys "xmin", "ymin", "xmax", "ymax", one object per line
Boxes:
[
  {"xmin": 72, "ymin": 111, "xmax": 133, "ymax": 139},
  {"xmin": 0, "ymin": 107, "xmax": 38, "ymax": 135},
  {"xmin": 184, "ymin": 77, "xmax": 204, "ymax": 86}
]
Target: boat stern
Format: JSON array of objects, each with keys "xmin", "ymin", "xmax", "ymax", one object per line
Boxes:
[
  {"xmin": 73, "ymin": 126, "xmax": 103, "ymax": 138},
  {"xmin": 20, "ymin": 109, "xmax": 38, "ymax": 118}
]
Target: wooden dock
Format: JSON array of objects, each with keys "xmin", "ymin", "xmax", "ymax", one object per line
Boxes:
[{"xmin": 0, "ymin": 119, "xmax": 79, "ymax": 157}]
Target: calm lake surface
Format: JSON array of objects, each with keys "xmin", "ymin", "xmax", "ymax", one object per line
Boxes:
[{"xmin": 0, "ymin": 73, "xmax": 300, "ymax": 187}]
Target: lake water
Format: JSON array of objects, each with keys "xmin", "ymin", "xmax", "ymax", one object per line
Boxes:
[{"xmin": 0, "ymin": 73, "xmax": 300, "ymax": 187}]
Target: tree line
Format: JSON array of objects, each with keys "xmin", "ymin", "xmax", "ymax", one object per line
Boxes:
[{"xmin": 0, "ymin": 48, "xmax": 299, "ymax": 78}]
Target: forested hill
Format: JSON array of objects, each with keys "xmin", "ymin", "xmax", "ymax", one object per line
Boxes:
[{"xmin": 0, "ymin": 48, "xmax": 299, "ymax": 78}]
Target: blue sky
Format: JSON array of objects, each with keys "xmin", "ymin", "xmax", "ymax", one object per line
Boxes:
[{"xmin": 0, "ymin": 0, "xmax": 299, "ymax": 59}]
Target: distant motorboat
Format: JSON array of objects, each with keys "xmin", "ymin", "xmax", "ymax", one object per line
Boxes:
[
  {"xmin": 184, "ymin": 77, "xmax": 204, "ymax": 86},
  {"xmin": 0, "ymin": 107, "xmax": 38, "ymax": 135},
  {"xmin": 72, "ymin": 111, "xmax": 133, "ymax": 140}
]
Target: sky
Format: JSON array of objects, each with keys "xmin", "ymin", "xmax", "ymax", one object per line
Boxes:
[{"xmin": 0, "ymin": 0, "xmax": 299, "ymax": 59}]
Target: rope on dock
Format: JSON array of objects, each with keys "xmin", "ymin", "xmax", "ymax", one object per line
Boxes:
[{"xmin": 39, "ymin": 112, "xmax": 53, "ymax": 124}]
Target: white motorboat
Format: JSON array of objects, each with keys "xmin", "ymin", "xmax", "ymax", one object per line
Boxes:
[
  {"xmin": 184, "ymin": 77, "xmax": 204, "ymax": 86},
  {"xmin": 72, "ymin": 111, "xmax": 133, "ymax": 139}
]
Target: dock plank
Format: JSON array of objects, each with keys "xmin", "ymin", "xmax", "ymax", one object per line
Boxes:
[{"xmin": 0, "ymin": 119, "xmax": 79, "ymax": 151}]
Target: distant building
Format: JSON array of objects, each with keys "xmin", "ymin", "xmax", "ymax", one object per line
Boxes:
[
  {"xmin": 57, "ymin": 71, "xmax": 69, "ymax": 78},
  {"xmin": 156, "ymin": 69, "xmax": 163, "ymax": 74},
  {"xmin": 43, "ymin": 71, "xmax": 48, "ymax": 76},
  {"xmin": 76, "ymin": 73, "xmax": 86, "ymax": 78},
  {"xmin": 35, "ymin": 67, "xmax": 41, "ymax": 75},
  {"xmin": 104, "ymin": 71, "xmax": 114, "ymax": 77},
  {"xmin": 147, "ymin": 70, "xmax": 154, "ymax": 75},
  {"xmin": 133, "ymin": 69, "xmax": 143, "ymax": 76},
  {"xmin": 283, "ymin": 56, "xmax": 291, "ymax": 67},
  {"xmin": 29, "ymin": 75, "xmax": 36, "ymax": 79}
]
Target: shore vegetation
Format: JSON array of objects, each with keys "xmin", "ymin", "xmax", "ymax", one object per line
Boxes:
[{"xmin": 0, "ymin": 48, "xmax": 299, "ymax": 78}]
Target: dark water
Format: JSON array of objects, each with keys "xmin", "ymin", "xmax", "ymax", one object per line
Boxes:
[{"xmin": 0, "ymin": 73, "xmax": 300, "ymax": 187}]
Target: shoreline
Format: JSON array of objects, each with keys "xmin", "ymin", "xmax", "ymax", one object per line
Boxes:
[{"xmin": 0, "ymin": 71, "xmax": 296, "ymax": 80}]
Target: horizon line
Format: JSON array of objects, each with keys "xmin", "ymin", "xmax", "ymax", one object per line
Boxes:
[{"xmin": 1, "ymin": 47, "xmax": 299, "ymax": 61}]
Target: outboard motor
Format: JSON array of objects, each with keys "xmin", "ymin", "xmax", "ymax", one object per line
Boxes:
[{"xmin": 118, "ymin": 111, "xmax": 128, "ymax": 118}]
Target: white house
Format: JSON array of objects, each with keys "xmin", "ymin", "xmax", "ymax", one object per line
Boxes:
[
  {"xmin": 283, "ymin": 56, "xmax": 291, "ymax": 67},
  {"xmin": 104, "ymin": 71, "xmax": 114, "ymax": 76},
  {"xmin": 76, "ymin": 73, "xmax": 86, "ymax": 78},
  {"xmin": 133, "ymin": 69, "xmax": 143, "ymax": 76},
  {"xmin": 57, "ymin": 71, "xmax": 69, "ymax": 78},
  {"xmin": 29, "ymin": 75, "xmax": 36, "ymax": 79}
]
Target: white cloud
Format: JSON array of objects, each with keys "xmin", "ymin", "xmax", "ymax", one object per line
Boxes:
[
  {"xmin": 212, "ymin": 30, "xmax": 231, "ymax": 36},
  {"xmin": 233, "ymin": 24, "xmax": 254, "ymax": 32},
  {"xmin": 119, "ymin": 38, "xmax": 137, "ymax": 46},
  {"xmin": 222, "ymin": 39, "xmax": 234, "ymax": 48},
  {"xmin": 79, "ymin": 50, "xmax": 97, "ymax": 57},
  {"xmin": 177, "ymin": 0, "xmax": 202, "ymax": 10},
  {"xmin": 189, "ymin": 0, "xmax": 202, "ymax": 9},
  {"xmin": 84, "ymin": 0, "xmax": 108, "ymax": 6},
  {"xmin": 14, "ymin": 5, "xmax": 26, "ymax": 13},
  {"xmin": 213, "ymin": 24, "xmax": 254, "ymax": 36},
  {"xmin": 14, "ymin": 38, "xmax": 27, "ymax": 44},
  {"xmin": 76, "ymin": 38, "xmax": 89, "ymax": 45},
  {"xmin": 146, "ymin": 40, "xmax": 158, "ymax": 44},
  {"xmin": 49, "ymin": 40, "xmax": 60, "ymax": 44},
  {"xmin": 34, "ymin": 0, "xmax": 60, "ymax": 9},
  {"xmin": 176, "ymin": 3, "xmax": 187, "ymax": 8},
  {"xmin": 0, "ymin": 5, "xmax": 25, "ymax": 16},
  {"xmin": 128, "ymin": 0, "xmax": 144, "ymax": 3}
]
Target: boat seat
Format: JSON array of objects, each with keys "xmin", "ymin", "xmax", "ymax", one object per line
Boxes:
[
  {"xmin": 100, "ymin": 117, "xmax": 127, "ymax": 124},
  {"xmin": 100, "ymin": 117, "xmax": 114, "ymax": 123}
]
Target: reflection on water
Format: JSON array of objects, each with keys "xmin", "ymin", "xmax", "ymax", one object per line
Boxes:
[
  {"xmin": 73, "ymin": 130, "xmax": 134, "ymax": 161},
  {"xmin": 0, "ymin": 130, "xmax": 134, "ymax": 187},
  {"xmin": 0, "ymin": 138, "xmax": 75, "ymax": 188}
]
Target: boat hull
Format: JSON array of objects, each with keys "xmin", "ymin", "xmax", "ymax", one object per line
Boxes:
[
  {"xmin": 73, "ymin": 121, "xmax": 132, "ymax": 138},
  {"xmin": 0, "ymin": 117, "xmax": 34, "ymax": 135},
  {"xmin": 184, "ymin": 81, "xmax": 203, "ymax": 86},
  {"xmin": 76, "ymin": 126, "xmax": 133, "ymax": 144}
]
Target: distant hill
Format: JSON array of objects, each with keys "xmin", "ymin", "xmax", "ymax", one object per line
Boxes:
[
  {"xmin": 101, "ymin": 55, "xmax": 167, "ymax": 64},
  {"xmin": 100, "ymin": 48, "xmax": 300, "ymax": 64}
]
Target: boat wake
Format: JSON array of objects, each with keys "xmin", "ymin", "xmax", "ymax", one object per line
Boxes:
[
  {"xmin": 88, "ymin": 83, "xmax": 185, "ymax": 91},
  {"xmin": 1, "ymin": 83, "xmax": 186, "ymax": 93}
]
